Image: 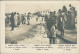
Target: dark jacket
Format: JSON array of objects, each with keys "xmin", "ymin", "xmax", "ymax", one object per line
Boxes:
[{"xmin": 10, "ymin": 13, "xmax": 15, "ymax": 27}]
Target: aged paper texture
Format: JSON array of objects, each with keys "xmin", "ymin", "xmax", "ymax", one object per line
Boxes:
[{"xmin": 0, "ymin": 1, "xmax": 80, "ymax": 54}]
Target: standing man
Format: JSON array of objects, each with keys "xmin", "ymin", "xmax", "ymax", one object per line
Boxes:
[
  {"xmin": 5, "ymin": 14, "xmax": 10, "ymax": 27},
  {"xmin": 21, "ymin": 14, "xmax": 25, "ymax": 24},
  {"xmin": 27, "ymin": 12, "xmax": 31, "ymax": 25},
  {"xmin": 10, "ymin": 12, "xmax": 15, "ymax": 31}
]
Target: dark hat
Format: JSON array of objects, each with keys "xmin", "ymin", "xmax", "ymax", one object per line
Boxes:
[
  {"xmin": 58, "ymin": 9, "xmax": 61, "ymax": 12},
  {"xmin": 53, "ymin": 11, "xmax": 56, "ymax": 14},
  {"xmin": 28, "ymin": 12, "xmax": 30, "ymax": 14},
  {"xmin": 69, "ymin": 4, "xmax": 71, "ymax": 7},
  {"xmin": 50, "ymin": 12, "xmax": 53, "ymax": 14}
]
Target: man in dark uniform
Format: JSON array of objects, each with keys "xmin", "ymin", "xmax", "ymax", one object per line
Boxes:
[
  {"xmin": 21, "ymin": 14, "xmax": 25, "ymax": 24},
  {"xmin": 27, "ymin": 12, "xmax": 31, "ymax": 25},
  {"xmin": 5, "ymin": 14, "xmax": 10, "ymax": 27},
  {"xmin": 10, "ymin": 12, "xmax": 15, "ymax": 31}
]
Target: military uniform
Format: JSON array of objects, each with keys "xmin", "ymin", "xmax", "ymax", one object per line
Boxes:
[
  {"xmin": 27, "ymin": 13, "xmax": 31, "ymax": 25},
  {"xmin": 10, "ymin": 13, "xmax": 15, "ymax": 30}
]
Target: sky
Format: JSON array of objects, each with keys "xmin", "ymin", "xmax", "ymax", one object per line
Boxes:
[{"xmin": 5, "ymin": 3, "xmax": 77, "ymax": 14}]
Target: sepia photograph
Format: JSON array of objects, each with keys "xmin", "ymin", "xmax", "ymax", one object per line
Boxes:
[{"xmin": 5, "ymin": 3, "xmax": 77, "ymax": 44}]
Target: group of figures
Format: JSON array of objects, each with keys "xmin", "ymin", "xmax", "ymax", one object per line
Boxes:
[
  {"xmin": 44, "ymin": 4, "xmax": 77, "ymax": 44},
  {"xmin": 5, "ymin": 4, "xmax": 77, "ymax": 44},
  {"xmin": 5, "ymin": 12, "xmax": 31, "ymax": 31}
]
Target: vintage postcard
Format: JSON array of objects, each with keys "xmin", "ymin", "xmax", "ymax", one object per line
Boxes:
[{"xmin": 0, "ymin": 1, "xmax": 80, "ymax": 54}]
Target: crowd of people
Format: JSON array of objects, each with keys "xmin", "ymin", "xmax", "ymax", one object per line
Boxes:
[
  {"xmin": 5, "ymin": 4, "xmax": 77, "ymax": 44},
  {"xmin": 44, "ymin": 4, "xmax": 77, "ymax": 44},
  {"xmin": 5, "ymin": 12, "xmax": 31, "ymax": 31}
]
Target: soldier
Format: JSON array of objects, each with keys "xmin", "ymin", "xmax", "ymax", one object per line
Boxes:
[
  {"xmin": 27, "ymin": 12, "xmax": 31, "ymax": 25},
  {"xmin": 10, "ymin": 12, "xmax": 15, "ymax": 31},
  {"xmin": 5, "ymin": 14, "xmax": 10, "ymax": 27},
  {"xmin": 21, "ymin": 14, "xmax": 25, "ymax": 24}
]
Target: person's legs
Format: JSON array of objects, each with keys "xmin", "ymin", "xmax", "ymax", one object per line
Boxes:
[
  {"xmin": 28, "ymin": 20, "xmax": 30, "ymax": 25},
  {"xmin": 22, "ymin": 21, "xmax": 23, "ymax": 24},
  {"xmin": 17, "ymin": 24, "xmax": 19, "ymax": 27},
  {"xmin": 61, "ymin": 30, "xmax": 62, "ymax": 35},
  {"xmin": 49, "ymin": 37, "xmax": 52, "ymax": 44},
  {"xmin": 18, "ymin": 22, "xmax": 20, "ymax": 27},
  {"xmin": 29, "ymin": 20, "xmax": 30, "ymax": 25},
  {"xmin": 11, "ymin": 23, "xmax": 14, "ymax": 31},
  {"xmin": 42, "ymin": 18, "xmax": 43, "ymax": 21},
  {"xmin": 49, "ymin": 37, "xmax": 53, "ymax": 44},
  {"xmin": 17, "ymin": 22, "xmax": 18, "ymax": 27},
  {"xmin": 23, "ymin": 20, "xmax": 25, "ymax": 24},
  {"xmin": 12, "ymin": 26, "xmax": 14, "ymax": 30},
  {"xmin": 53, "ymin": 37, "xmax": 55, "ymax": 44},
  {"xmin": 62, "ymin": 29, "xmax": 64, "ymax": 35},
  {"xmin": 47, "ymin": 30, "xmax": 53, "ymax": 44},
  {"xmin": 27, "ymin": 20, "xmax": 29, "ymax": 25},
  {"xmin": 11, "ymin": 26, "xmax": 14, "ymax": 31},
  {"xmin": 24, "ymin": 19, "xmax": 26, "ymax": 24},
  {"xmin": 36, "ymin": 18, "xmax": 37, "ymax": 21}
]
